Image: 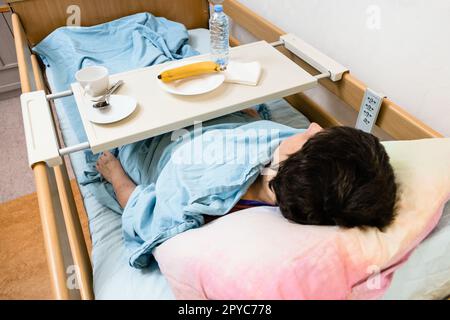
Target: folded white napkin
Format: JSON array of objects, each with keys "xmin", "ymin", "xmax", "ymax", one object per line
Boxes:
[{"xmin": 223, "ymin": 61, "xmax": 262, "ymax": 86}]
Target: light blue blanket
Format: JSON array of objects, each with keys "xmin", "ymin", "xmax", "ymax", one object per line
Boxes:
[
  {"xmin": 34, "ymin": 12, "xmax": 198, "ymax": 142},
  {"xmin": 34, "ymin": 12, "xmax": 273, "ymax": 215},
  {"xmin": 33, "ymin": 13, "xmax": 200, "ymax": 212},
  {"xmin": 121, "ymin": 120, "xmax": 302, "ymax": 268}
]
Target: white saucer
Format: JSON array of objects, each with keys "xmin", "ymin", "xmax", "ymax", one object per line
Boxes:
[
  {"xmin": 86, "ymin": 95, "xmax": 137, "ymax": 124},
  {"xmin": 157, "ymin": 60, "xmax": 225, "ymax": 96}
]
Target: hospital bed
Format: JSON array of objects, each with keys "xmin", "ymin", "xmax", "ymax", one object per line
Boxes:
[{"xmin": 5, "ymin": 0, "xmax": 448, "ymax": 300}]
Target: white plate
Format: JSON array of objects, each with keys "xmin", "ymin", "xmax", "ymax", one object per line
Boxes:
[
  {"xmin": 157, "ymin": 60, "xmax": 225, "ymax": 96},
  {"xmin": 86, "ymin": 95, "xmax": 137, "ymax": 124}
]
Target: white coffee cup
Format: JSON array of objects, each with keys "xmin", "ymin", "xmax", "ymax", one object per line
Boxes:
[{"xmin": 75, "ymin": 66, "xmax": 109, "ymax": 97}]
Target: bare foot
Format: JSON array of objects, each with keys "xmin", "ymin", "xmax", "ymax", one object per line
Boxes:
[
  {"xmin": 96, "ymin": 151, "xmax": 125, "ymax": 184},
  {"xmin": 96, "ymin": 151, "xmax": 137, "ymax": 208}
]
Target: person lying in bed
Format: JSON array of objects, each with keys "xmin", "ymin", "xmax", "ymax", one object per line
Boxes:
[{"xmin": 96, "ymin": 117, "xmax": 397, "ymax": 268}]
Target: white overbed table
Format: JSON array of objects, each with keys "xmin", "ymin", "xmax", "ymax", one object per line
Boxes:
[{"xmin": 70, "ymin": 40, "xmax": 317, "ymax": 154}]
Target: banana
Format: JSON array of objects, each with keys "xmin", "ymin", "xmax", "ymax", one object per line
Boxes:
[{"xmin": 157, "ymin": 61, "xmax": 222, "ymax": 83}]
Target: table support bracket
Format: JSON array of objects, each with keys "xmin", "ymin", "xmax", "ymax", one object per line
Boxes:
[{"xmin": 276, "ymin": 34, "xmax": 349, "ymax": 82}]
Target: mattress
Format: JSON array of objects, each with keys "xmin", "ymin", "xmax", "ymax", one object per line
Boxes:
[
  {"xmin": 48, "ymin": 28, "xmax": 450, "ymax": 300},
  {"xmin": 51, "ymin": 29, "xmax": 311, "ymax": 299}
]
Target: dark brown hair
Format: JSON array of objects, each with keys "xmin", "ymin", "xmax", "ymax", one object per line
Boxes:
[{"xmin": 270, "ymin": 127, "xmax": 397, "ymax": 230}]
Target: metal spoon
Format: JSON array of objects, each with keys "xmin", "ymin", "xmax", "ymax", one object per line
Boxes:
[
  {"xmin": 93, "ymin": 80, "xmax": 124, "ymax": 109},
  {"xmin": 92, "ymin": 80, "xmax": 124, "ymax": 102}
]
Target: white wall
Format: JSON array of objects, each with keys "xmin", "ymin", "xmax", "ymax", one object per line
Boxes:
[{"xmin": 235, "ymin": 0, "xmax": 450, "ymax": 137}]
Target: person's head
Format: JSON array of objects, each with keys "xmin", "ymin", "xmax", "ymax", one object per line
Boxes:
[{"xmin": 269, "ymin": 123, "xmax": 397, "ymax": 230}]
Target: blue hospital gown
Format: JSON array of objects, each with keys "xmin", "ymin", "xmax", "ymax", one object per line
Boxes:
[{"xmin": 121, "ymin": 120, "xmax": 303, "ymax": 268}]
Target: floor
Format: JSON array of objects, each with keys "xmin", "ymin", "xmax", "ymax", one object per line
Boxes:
[
  {"xmin": 0, "ymin": 95, "xmax": 75, "ymax": 202},
  {"xmin": 0, "ymin": 192, "xmax": 52, "ymax": 299},
  {"xmin": 0, "ymin": 180, "xmax": 90, "ymax": 299},
  {"xmin": 0, "ymin": 95, "xmax": 89, "ymax": 299},
  {"xmin": 0, "ymin": 96, "xmax": 36, "ymax": 202}
]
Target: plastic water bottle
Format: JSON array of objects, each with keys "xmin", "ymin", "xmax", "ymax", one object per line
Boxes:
[{"xmin": 209, "ymin": 4, "xmax": 230, "ymax": 67}]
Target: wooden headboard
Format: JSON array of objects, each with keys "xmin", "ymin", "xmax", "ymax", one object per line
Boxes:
[{"xmin": 7, "ymin": 0, "xmax": 210, "ymax": 46}]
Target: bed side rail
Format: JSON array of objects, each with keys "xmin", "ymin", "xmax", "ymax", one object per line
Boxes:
[
  {"xmin": 21, "ymin": 90, "xmax": 62, "ymax": 167},
  {"xmin": 224, "ymin": 0, "xmax": 443, "ymax": 140},
  {"xmin": 12, "ymin": 12, "xmax": 94, "ymax": 300}
]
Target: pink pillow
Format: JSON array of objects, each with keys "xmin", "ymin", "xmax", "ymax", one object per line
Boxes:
[{"xmin": 154, "ymin": 138, "xmax": 450, "ymax": 299}]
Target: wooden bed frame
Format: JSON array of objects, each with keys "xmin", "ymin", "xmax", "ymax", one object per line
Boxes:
[{"xmin": 6, "ymin": 0, "xmax": 444, "ymax": 300}]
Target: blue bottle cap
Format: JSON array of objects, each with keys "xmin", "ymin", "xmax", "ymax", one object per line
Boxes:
[{"xmin": 214, "ymin": 5, "xmax": 223, "ymax": 13}]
